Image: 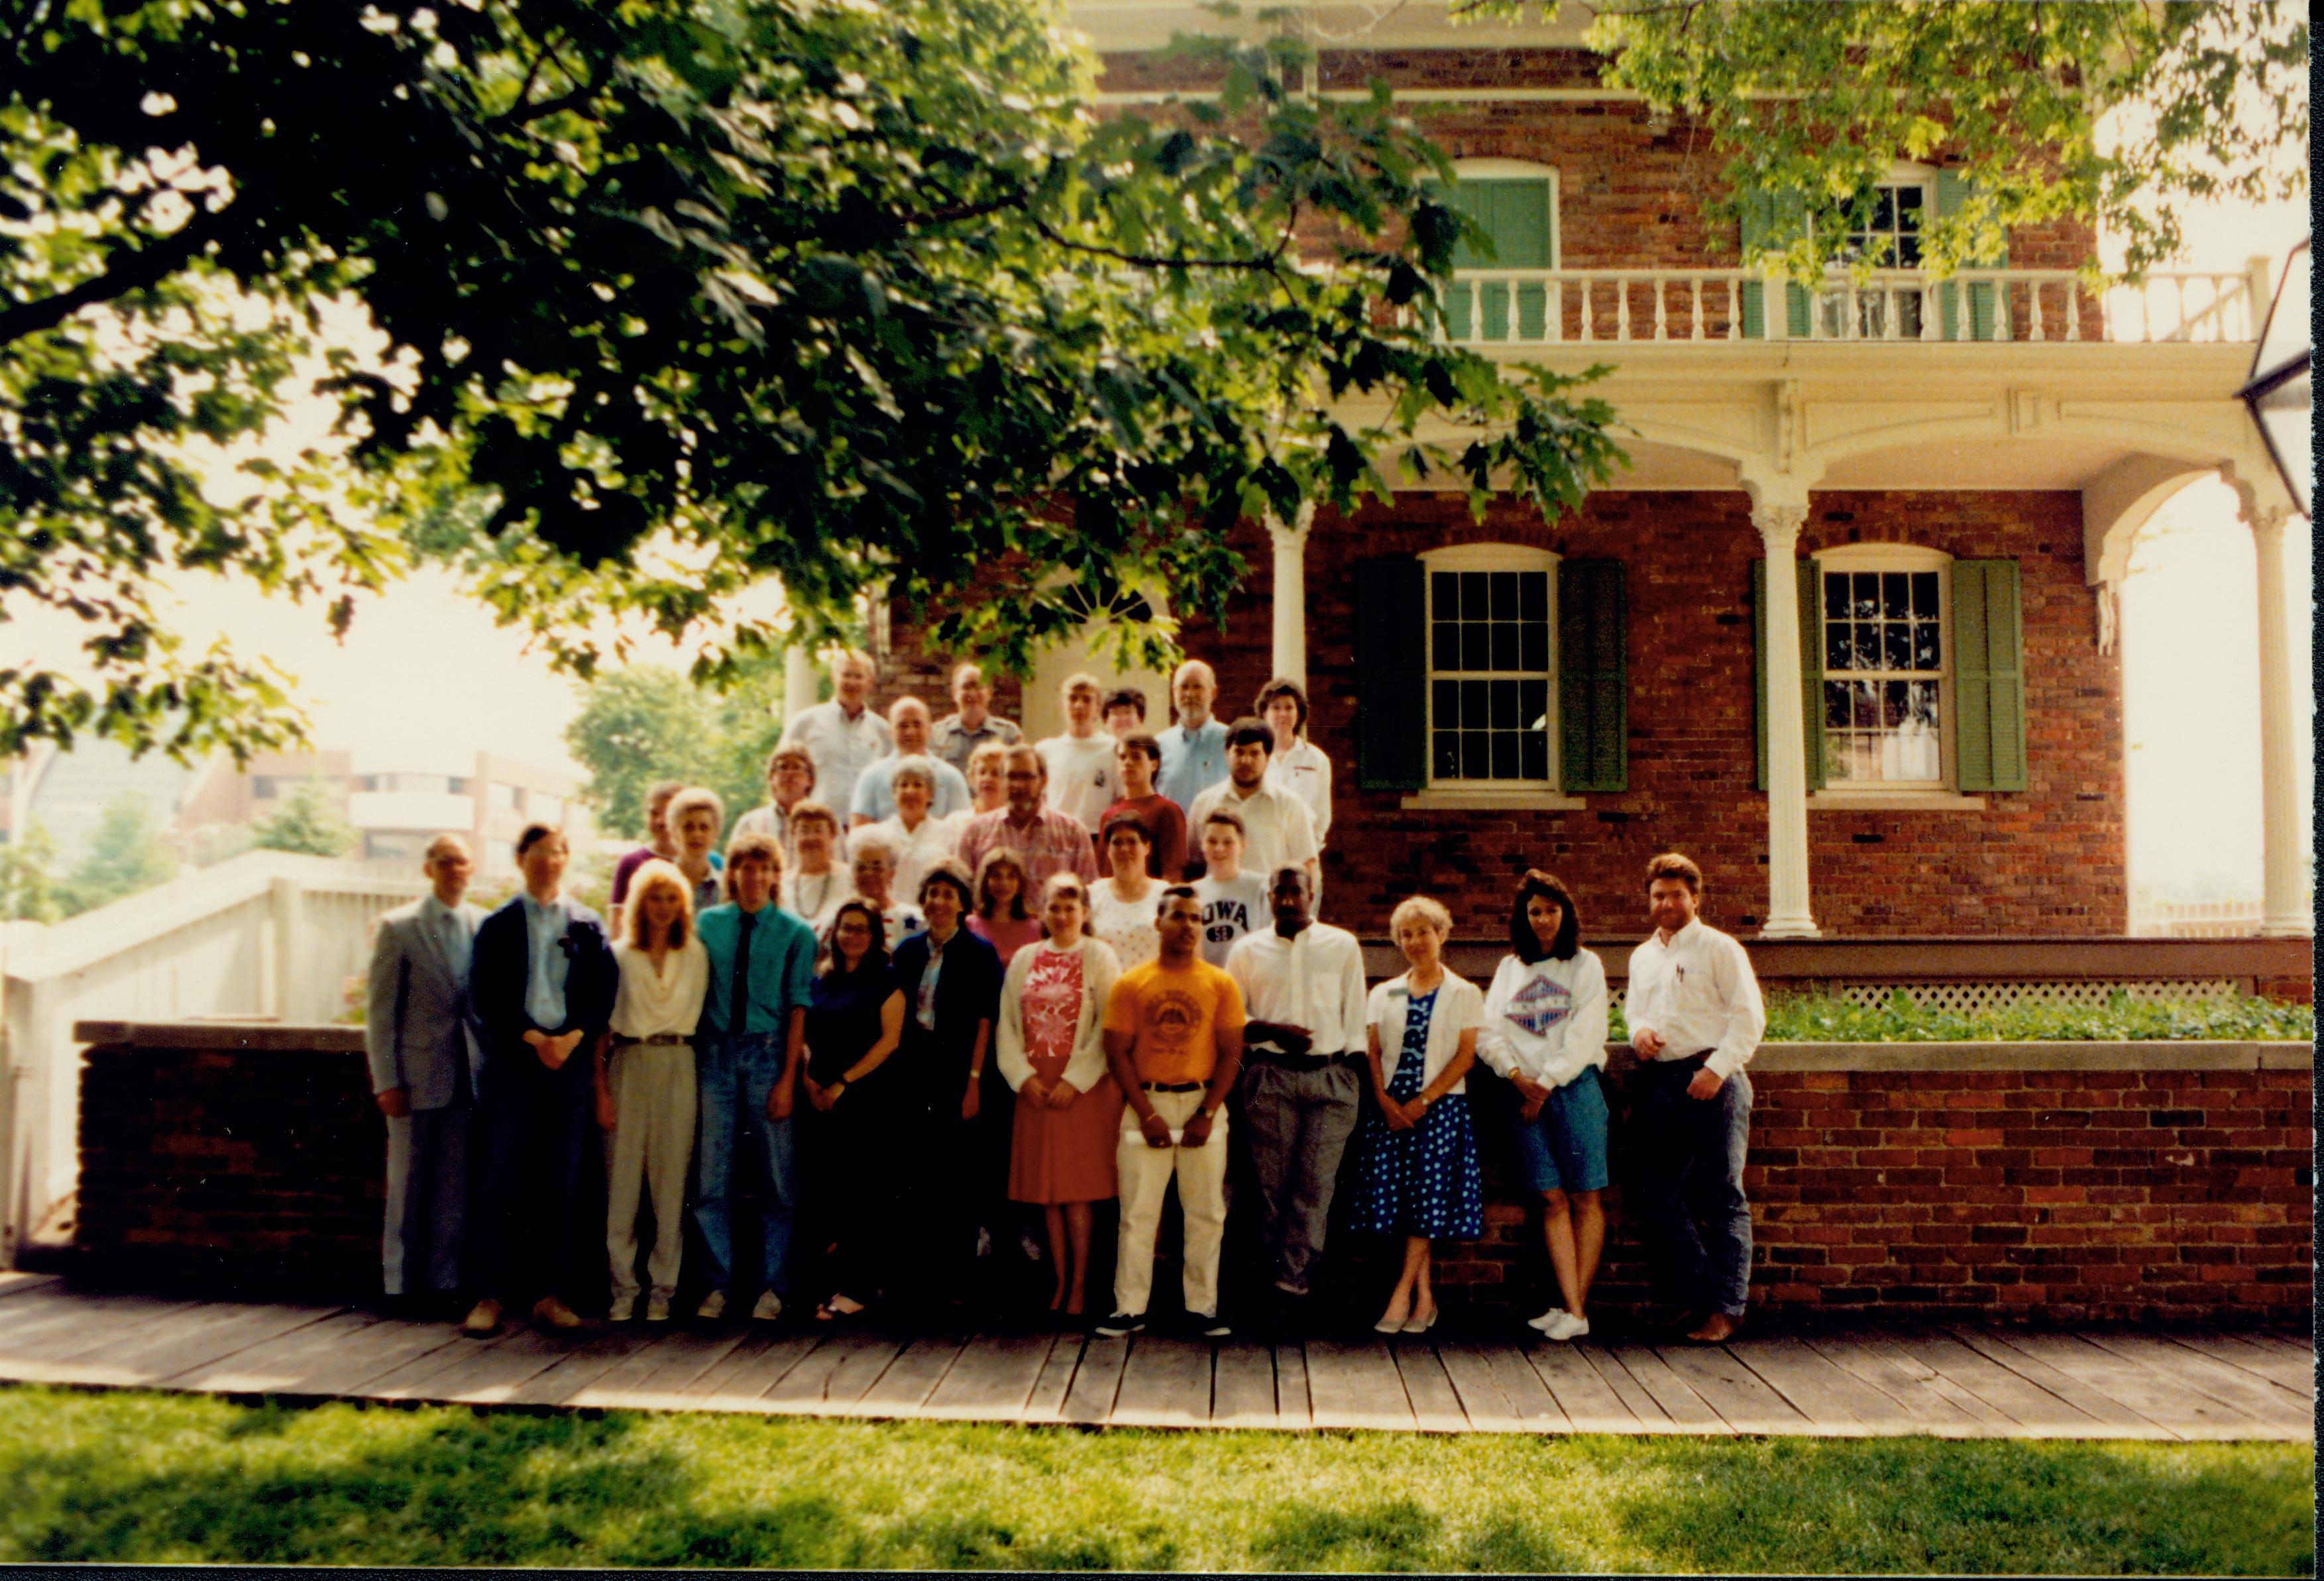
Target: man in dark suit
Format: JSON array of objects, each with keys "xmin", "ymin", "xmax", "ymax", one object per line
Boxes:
[
  {"xmin": 463, "ymin": 824, "xmax": 618, "ymax": 1336},
  {"xmin": 365, "ymin": 833, "xmax": 486, "ymax": 1314}
]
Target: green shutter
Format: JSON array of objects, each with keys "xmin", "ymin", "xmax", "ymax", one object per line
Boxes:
[
  {"xmin": 1934, "ymin": 170, "xmax": 2009, "ymax": 341},
  {"xmin": 1752, "ymin": 558, "xmax": 1826, "ymax": 790},
  {"xmin": 1557, "ymin": 559, "xmax": 1627, "ymax": 792},
  {"xmin": 1439, "ymin": 178, "xmax": 1553, "ymax": 341},
  {"xmin": 1738, "ymin": 190, "xmax": 1811, "ymax": 339},
  {"xmin": 1355, "ymin": 557, "xmax": 1428, "ymax": 791},
  {"xmin": 1952, "ymin": 559, "xmax": 2026, "ymax": 792}
]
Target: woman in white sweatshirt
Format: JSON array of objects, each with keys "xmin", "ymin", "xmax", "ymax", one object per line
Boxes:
[{"xmin": 1476, "ymin": 869, "xmax": 1610, "ymax": 1341}]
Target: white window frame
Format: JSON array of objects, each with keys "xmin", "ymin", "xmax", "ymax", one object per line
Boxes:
[
  {"xmin": 1809, "ymin": 542, "xmax": 1982, "ymax": 808},
  {"xmin": 1419, "ymin": 542, "xmax": 1563, "ymax": 797},
  {"xmin": 1447, "ymin": 158, "xmax": 1563, "ymax": 271},
  {"xmin": 1815, "ymin": 161, "xmax": 1936, "ymax": 339}
]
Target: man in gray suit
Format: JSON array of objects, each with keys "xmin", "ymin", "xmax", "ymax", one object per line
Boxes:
[{"xmin": 366, "ymin": 833, "xmax": 486, "ymax": 1312}]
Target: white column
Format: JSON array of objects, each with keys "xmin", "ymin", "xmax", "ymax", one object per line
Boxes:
[
  {"xmin": 1753, "ymin": 500, "xmax": 1821, "ymax": 938},
  {"xmin": 1266, "ymin": 502, "xmax": 1315, "ymax": 686},
  {"xmin": 2246, "ymin": 504, "xmax": 2310, "ymax": 936},
  {"xmin": 783, "ymin": 641, "xmax": 818, "ymax": 722}
]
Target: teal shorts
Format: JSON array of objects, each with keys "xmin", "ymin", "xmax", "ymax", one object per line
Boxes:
[{"xmin": 1513, "ymin": 1063, "xmax": 1611, "ymax": 1194}]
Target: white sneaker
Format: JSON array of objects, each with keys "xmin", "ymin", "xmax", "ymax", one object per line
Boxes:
[
  {"xmin": 751, "ymin": 1289, "xmax": 784, "ymax": 1322},
  {"xmin": 975, "ymin": 1227, "xmax": 993, "ymax": 1259},
  {"xmin": 607, "ymin": 1294, "xmax": 636, "ymax": 1323},
  {"xmin": 695, "ymin": 1289, "xmax": 727, "ymax": 1321},
  {"xmin": 645, "ymin": 1293, "xmax": 671, "ymax": 1323},
  {"xmin": 1534, "ymin": 1309, "xmax": 1590, "ymax": 1342}
]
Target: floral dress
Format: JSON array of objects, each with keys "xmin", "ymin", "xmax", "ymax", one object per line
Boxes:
[{"xmin": 1354, "ymin": 987, "xmax": 1483, "ymax": 1240}]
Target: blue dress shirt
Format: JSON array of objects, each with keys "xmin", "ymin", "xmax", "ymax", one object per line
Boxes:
[
  {"xmin": 519, "ymin": 892, "xmax": 571, "ymax": 1028},
  {"xmin": 1156, "ymin": 718, "xmax": 1232, "ymax": 813}
]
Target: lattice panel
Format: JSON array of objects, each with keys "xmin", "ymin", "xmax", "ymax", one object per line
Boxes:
[{"xmin": 1602, "ymin": 979, "xmax": 2238, "ymax": 1014}]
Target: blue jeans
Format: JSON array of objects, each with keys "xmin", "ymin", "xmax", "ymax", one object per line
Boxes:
[
  {"xmin": 692, "ymin": 1033, "xmax": 797, "ymax": 1297},
  {"xmin": 1630, "ymin": 1058, "xmax": 1753, "ymax": 1317}
]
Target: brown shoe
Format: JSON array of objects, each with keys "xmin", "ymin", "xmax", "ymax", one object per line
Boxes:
[
  {"xmin": 1684, "ymin": 1311, "xmax": 1742, "ymax": 1344},
  {"xmin": 461, "ymin": 1297, "xmax": 503, "ymax": 1338},
  {"xmin": 531, "ymin": 1295, "xmax": 583, "ymax": 1331}
]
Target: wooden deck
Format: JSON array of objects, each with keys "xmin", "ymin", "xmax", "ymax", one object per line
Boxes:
[{"xmin": 0, "ymin": 1273, "xmax": 2309, "ymax": 1441}]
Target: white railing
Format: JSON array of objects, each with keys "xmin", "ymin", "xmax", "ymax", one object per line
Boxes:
[
  {"xmin": 0, "ymin": 850, "xmax": 426, "ymax": 1266},
  {"xmin": 1440, "ymin": 266, "xmax": 2263, "ymax": 347}
]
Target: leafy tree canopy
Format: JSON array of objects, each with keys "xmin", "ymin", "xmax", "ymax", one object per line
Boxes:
[
  {"xmin": 249, "ymin": 771, "xmax": 357, "ymax": 856},
  {"xmin": 60, "ymin": 791, "xmax": 179, "ymax": 914},
  {"xmin": 1461, "ymin": 0, "xmax": 2309, "ymax": 278},
  {"xmin": 563, "ymin": 656, "xmax": 786, "ymax": 844},
  {"xmin": 6, "ymin": 0, "xmax": 1624, "ymax": 767},
  {"xmin": 0, "ymin": 818, "xmax": 64, "ymax": 922}
]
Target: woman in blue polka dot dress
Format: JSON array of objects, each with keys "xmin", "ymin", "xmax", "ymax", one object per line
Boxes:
[{"xmin": 1354, "ymin": 895, "xmax": 1486, "ymax": 1334}]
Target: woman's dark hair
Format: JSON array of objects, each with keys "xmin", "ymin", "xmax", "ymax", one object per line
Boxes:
[
  {"xmin": 1252, "ymin": 675, "xmax": 1309, "ymax": 734},
  {"xmin": 1509, "ymin": 869, "xmax": 1582, "ymax": 963},
  {"xmin": 917, "ymin": 857, "xmax": 975, "ymax": 914},
  {"xmin": 972, "ymin": 847, "xmax": 1031, "ymax": 920},
  {"xmin": 824, "ymin": 899, "xmax": 892, "ymax": 977},
  {"xmin": 1099, "ymin": 812, "xmax": 1152, "ymax": 848}
]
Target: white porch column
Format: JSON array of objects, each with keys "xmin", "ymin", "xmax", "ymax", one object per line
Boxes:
[
  {"xmin": 2245, "ymin": 504, "xmax": 2311, "ymax": 936},
  {"xmin": 1267, "ymin": 501, "xmax": 1315, "ymax": 686},
  {"xmin": 1753, "ymin": 499, "xmax": 1822, "ymax": 938},
  {"xmin": 784, "ymin": 641, "xmax": 818, "ymax": 722}
]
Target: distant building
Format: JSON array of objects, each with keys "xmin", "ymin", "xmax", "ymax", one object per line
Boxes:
[{"xmin": 1, "ymin": 739, "xmax": 199, "ymax": 869}]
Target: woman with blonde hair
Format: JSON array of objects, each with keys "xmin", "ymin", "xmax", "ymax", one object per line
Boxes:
[
  {"xmin": 592, "ymin": 858, "xmax": 709, "ymax": 1323},
  {"xmin": 1355, "ymin": 894, "xmax": 1486, "ymax": 1335},
  {"xmin": 996, "ymin": 871, "xmax": 1125, "ymax": 1317}
]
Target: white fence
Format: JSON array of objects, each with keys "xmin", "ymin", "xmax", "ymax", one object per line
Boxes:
[
  {"xmin": 0, "ymin": 851, "xmax": 425, "ymax": 1267},
  {"xmin": 1440, "ymin": 265, "xmax": 2266, "ymax": 347}
]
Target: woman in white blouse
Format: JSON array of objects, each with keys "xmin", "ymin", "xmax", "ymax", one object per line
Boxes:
[
  {"xmin": 1256, "ymin": 676, "xmax": 1333, "ymax": 845},
  {"xmin": 864, "ymin": 756, "xmax": 962, "ymax": 902},
  {"xmin": 1476, "ymin": 869, "xmax": 1612, "ymax": 1342},
  {"xmin": 592, "ymin": 859, "xmax": 709, "ymax": 1323},
  {"xmin": 1354, "ymin": 895, "xmax": 1486, "ymax": 1335},
  {"xmin": 1086, "ymin": 812, "xmax": 1161, "ymax": 969},
  {"xmin": 996, "ymin": 873, "xmax": 1124, "ymax": 1318}
]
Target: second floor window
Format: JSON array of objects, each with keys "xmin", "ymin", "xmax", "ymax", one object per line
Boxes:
[
  {"xmin": 1439, "ymin": 161, "xmax": 1559, "ymax": 344},
  {"xmin": 1820, "ymin": 180, "xmax": 1930, "ymax": 339}
]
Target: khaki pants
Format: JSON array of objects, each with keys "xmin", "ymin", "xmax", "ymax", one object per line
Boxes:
[
  {"xmin": 1113, "ymin": 1087, "xmax": 1229, "ymax": 1320},
  {"xmin": 605, "ymin": 1041, "xmax": 698, "ymax": 1304}
]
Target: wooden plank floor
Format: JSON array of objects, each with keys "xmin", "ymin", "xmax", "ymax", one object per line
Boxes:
[{"xmin": 0, "ymin": 1279, "xmax": 2306, "ymax": 1441}]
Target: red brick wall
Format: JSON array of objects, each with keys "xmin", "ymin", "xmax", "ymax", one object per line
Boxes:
[
  {"xmin": 1095, "ymin": 488, "xmax": 2119, "ymax": 938},
  {"xmin": 1402, "ymin": 1059, "xmax": 2315, "ymax": 1326}
]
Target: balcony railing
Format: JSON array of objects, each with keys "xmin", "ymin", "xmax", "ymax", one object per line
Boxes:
[{"xmin": 1440, "ymin": 267, "xmax": 2264, "ymax": 348}]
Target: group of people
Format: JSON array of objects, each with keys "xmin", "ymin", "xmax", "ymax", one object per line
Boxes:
[{"xmin": 365, "ymin": 651, "xmax": 1765, "ymax": 1344}]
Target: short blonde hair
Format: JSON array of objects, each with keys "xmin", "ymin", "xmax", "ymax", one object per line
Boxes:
[
  {"xmin": 625, "ymin": 859, "xmax": 696, "ymax": 950},
  {"xmin": 1388, "ymin": 895, "xmax": 1454, "ymax": 940},
  {"xmin": 1061, "ymin": 671, "xmax": 1102, "ymax": 700},
  {"xmin": 667, "ymin": 786, "xmax": 725, "ymax": 834},
  {"xmin": 850, "ymin": 832, "xmax": 899, "ymax": 871},
  {"xmin": 890, "ymin": 755, "xmax": 939, "ymax": 792},
  {"xmin": 788, "ymin": 800, "xmax": 842, "ymax": 836},
  {"xmin": 966, "ymin": 740, "xmax": 1009, "ymax": 779}
]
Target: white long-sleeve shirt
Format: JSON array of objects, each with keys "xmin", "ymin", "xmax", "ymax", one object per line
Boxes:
[
  {"xmin": 1223, "ymin": 921, "xmax": 1369, "ymax": 1058},
  {"xmin": 1476, "ymin": 950, "xmax": 1610, "ymax": 1091},
  {"xmin": 1624, "ymin": 918, "xmax": 1766, "ymax": 1081}
]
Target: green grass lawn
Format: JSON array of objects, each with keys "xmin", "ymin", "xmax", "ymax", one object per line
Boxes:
[{"xmin": 0, "ymin": 1384, "xmax": 2311, "ymax": 1573}]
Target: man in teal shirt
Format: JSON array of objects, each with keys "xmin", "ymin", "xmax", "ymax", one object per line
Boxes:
[{"xmin": 692, "ymin": 831, "xmax": 818, "ymax": 1322}]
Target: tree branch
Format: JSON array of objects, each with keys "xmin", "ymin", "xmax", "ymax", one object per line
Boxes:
[{"xmin": 0, "ymin": 205, "xmax": 229, "ymax": 349}]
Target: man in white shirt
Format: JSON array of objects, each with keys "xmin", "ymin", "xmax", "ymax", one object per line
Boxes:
[
  {"xmin": 1624, "ymin": 851, "xmax": 1767, "ymax": 1343},
  {"xmin": 850, "ymin": 695, "xmax": 973, "ymax": 826},
  {"xmin": 1187, "ymin": 718, "xmax": 1320, "ymax": 895},
  {"xmin": 1154, "ymin": 659, "xmax": 1230, "ymax": 813},
  {"xmin": 775, "ymin": 649, "xmax": 892, "ymax": 822},
  {"xmin": 1035, "ymin": 672, "xmax": 1121, "ymax": 831},
  {"xmin": 1225, "ymin": 865, "xmax": 1368, "ymax": 1323}
]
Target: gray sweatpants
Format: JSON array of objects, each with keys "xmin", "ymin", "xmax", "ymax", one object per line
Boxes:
[{"xmin": 1239, "ymin": 1060, "xmax": 1361, "ymax": 1296}]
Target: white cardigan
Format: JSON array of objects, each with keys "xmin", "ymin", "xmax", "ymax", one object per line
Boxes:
[
  {"xmin": 995, "ymin": 935, "xmax": 1123, "ymax": 1095},
  {"xmin": 1366, "ymin": 969, "xmax": 1486, "ymax": 1095}
]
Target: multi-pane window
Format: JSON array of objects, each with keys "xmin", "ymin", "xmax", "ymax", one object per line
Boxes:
[
  {"xmin": 1428, "ymin": 563, "xmax": 1553, "ymax": 784},
  {"xmin": 1822, "ymin": 567, "xmax": 1943, "ymax": 783},
  {"xmin": 1820, "ymin": 182, "xmax": 1927, "ymax": 338}
]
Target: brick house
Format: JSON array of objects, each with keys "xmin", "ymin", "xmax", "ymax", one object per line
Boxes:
[{"xmin": 865, "ymin": 4, "xmax": 2307, "ymax": 951}]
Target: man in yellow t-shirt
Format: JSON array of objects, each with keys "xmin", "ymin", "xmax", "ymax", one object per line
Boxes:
[{"xmin": 1095, "ymin": 885, "xmax": 1246, "ymax": 1338}]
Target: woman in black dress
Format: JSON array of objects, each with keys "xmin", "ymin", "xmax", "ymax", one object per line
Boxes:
[{"xmin": 799, "ymin": 899, "xmax": 905, "ymax": 1321}]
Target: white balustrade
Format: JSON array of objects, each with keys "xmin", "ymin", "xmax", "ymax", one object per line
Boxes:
[{"xmin": 1437, "ymin": 268, "xmax": 2256, "ymax": 347}]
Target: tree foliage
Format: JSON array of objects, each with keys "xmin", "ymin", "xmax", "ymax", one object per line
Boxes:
[
  {"xmin": 249, "ymin": 771, "xmax": 357, "ymax": 857},
  {"xmin": 563, "ymin": 657, "xmax": 786, "ymax": 843},
  {"xmin": 6, "ymin": 0, "xmax": 1626, "ymax": 765},
  {"xmin": 1463, "ymin": 1, "xmax": 2309, "ymax": 279},
  {"xmin": 60, "ymin": 791, "xmax": 178, "ymax": 914},
  {"xmin": 0, "ymin": 818, "xmax": 64, "ymax": 922}
]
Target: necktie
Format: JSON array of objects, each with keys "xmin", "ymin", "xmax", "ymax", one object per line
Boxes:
[{"xmin": 732, "ymin": 909, "xmax": 757, "ymax": 1037}]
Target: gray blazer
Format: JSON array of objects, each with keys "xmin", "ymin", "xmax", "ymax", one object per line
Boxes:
[{"xmin": 365, "ymin": 897, "xmax": 486, "ymax": 1111}]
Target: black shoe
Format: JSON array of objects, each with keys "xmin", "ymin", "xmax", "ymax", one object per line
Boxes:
[
  {"xmin": 1197, "ymin": 1313, "xmax": 1233, "ymax": 1340},
  {"xmin": 1093, "ymin": 1311, "xmax": 1146, "ymax": 1337}
]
